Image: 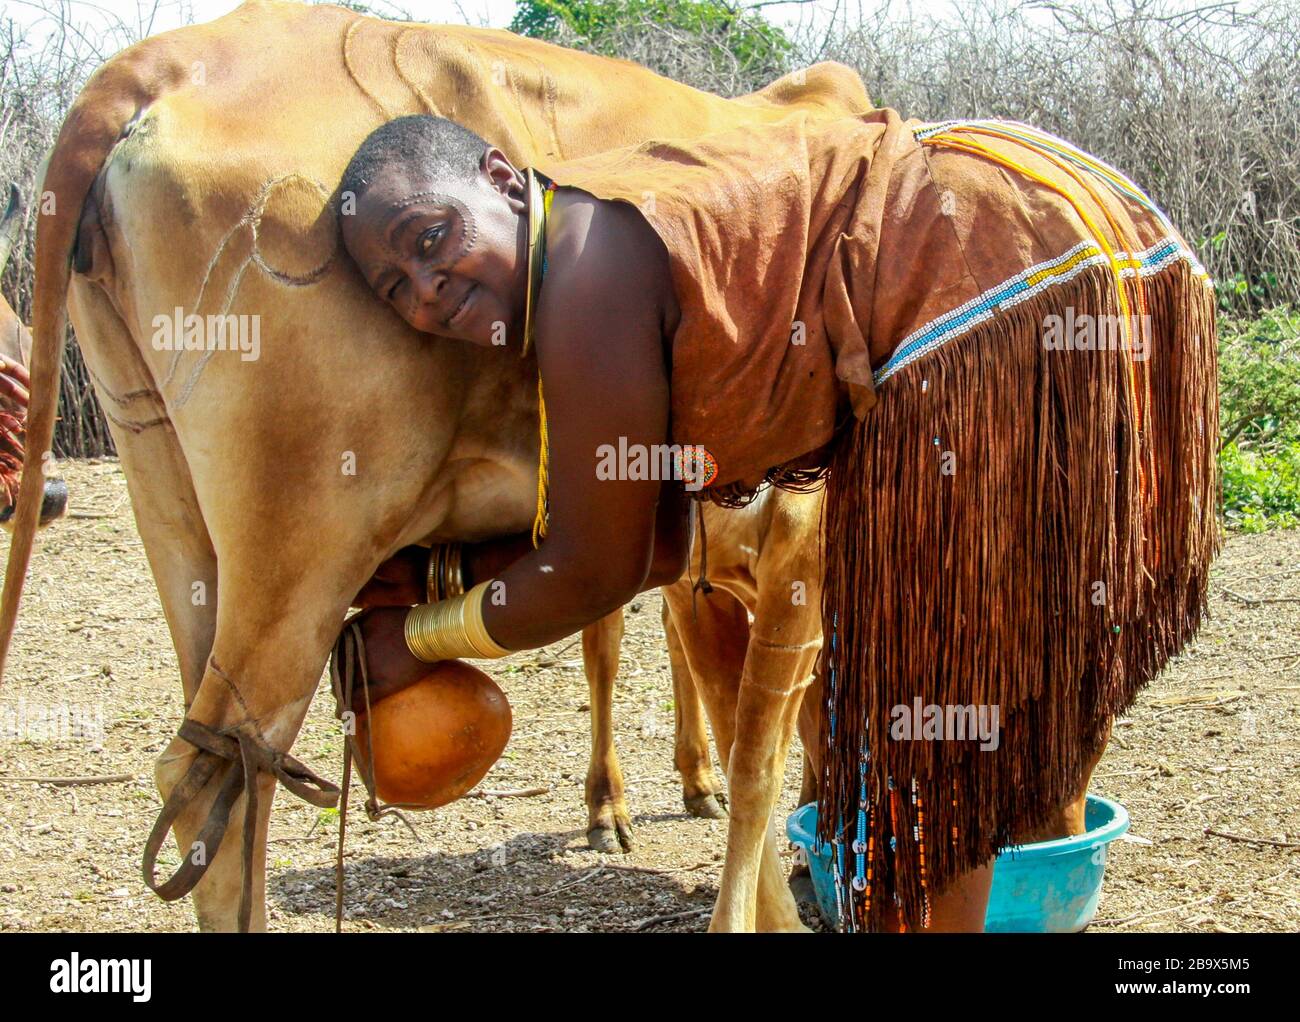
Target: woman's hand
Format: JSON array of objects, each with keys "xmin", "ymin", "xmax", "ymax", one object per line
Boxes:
[
  {"xmin": 352, "ymin": 546, "xmax": 428, "ymax": 608},
  {"xmin": 0, "ymin": 357, "xmax": 32, "ymax": 413},
  {"xmin": 351, "ymin": 606, "xmax": 436, "ymax": 709}
]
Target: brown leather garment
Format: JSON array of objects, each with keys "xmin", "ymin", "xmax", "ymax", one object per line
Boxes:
[{"xmin": 550, "ymin": 112, "xmax": 1207, "ymax": 504}]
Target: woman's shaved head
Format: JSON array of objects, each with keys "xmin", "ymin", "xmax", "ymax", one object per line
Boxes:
[{"xmin": 340, "ymin": 114, "xmax": 491, "ymax": 204}]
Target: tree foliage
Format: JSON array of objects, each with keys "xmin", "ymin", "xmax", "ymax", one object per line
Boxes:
[{"xmin": 510, "ymin": 0, "xmax": 791, "ymax": 94}]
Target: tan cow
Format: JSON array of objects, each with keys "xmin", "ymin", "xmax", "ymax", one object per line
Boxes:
[
  {"xmin": 0, "ymin": 184, "xmax": 69, "ymax": 531},
  {"xmin": 0, "ymin": 0, "xmax": 877, "ymax": 931}
]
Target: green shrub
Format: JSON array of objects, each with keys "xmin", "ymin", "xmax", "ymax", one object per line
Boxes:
[
  {"xmin": 1217, "ymin": 306, "xmax": 1300, "ymax": 530},
  {"xmin": 1217, "ymin": 306, "xmax": 1300, "ymax": 452},
  {"xmin": 1219, "ymin": 442, "xmax": 1300, "ymax": 533},
  {"xmin": 509, "ymin": 0, "xmax": 791, "ymax": 94}
]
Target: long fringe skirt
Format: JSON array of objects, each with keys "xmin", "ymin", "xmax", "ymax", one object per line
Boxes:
[{"xmin": 815, "ymin": 259, "xmax": 1219, "ymax": 931}]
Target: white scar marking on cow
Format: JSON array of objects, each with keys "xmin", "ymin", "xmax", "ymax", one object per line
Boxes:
[
  {"xmin": 518, "ymin": 55, "xmax": 563, "ymax": 158},
  {"xmin": 185, "ymin": 220, "xmax": 256, "ymax": 341},
  {"xmin": 751, "ymin": 635, "xmax": 822, "ymax": 653},
  {"xmin": 738, "ymin": 671, "xmax": 816, "ymax": 696},
  {"xmin": 393, "ymin": 29, "xmax": 519, "ymax": 155},
  {"xmin": 342, "ymin": 17, "xmax": 397, "ymax": 120},
  {"xmin": 171, "ymin": 256, "xmax": 254, "ymax": 411},
  {"xmin": 393, "ymin": 30, "xmax": 436, "ymax": 114},
  {"xmin": 84, "ymin": 363, "xmax": 162, "ymax": 408},
  {"xmin": 168, "ymin": 174, "xmax": 338, "ymax": 410},
  {"xmin": 163, "ymin": 216, "xmax": 254, "ymax": 390}
]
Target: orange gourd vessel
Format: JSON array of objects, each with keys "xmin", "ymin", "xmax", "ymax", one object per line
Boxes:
[{"xmin": 354, "ymin": 660, "xmax": 512, "ymax": 809}]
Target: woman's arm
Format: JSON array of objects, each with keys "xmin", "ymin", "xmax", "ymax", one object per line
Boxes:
[
  {"xmin": 465, "ymin": 480, "xmax": 689, "ymax": 591},
  {"xmin": 476, "ymin": 192, "xmax": 678, "ymax": 649},
  {"xmin": 352, "ymin": 476, "xmax": 688, "ymax": 611}
]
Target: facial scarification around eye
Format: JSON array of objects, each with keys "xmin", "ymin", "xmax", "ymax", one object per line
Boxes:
[{"xmin": 384, "ymin": 190, "xmax": 477, "ymax": 267}]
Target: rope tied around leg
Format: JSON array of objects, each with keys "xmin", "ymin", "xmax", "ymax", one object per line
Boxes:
[{"xmin": 142, "ymin": 715, "xmax": 339, "ymax": 932}]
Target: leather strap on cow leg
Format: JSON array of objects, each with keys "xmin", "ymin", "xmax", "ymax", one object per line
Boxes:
[
  {"xmin": 141, "ymin": 744, "xmax": 238, "ymax": 902},
  {"xmin": 142, "ymin": 716, "xmax": 340, "ymax": 932},
  {"xmin": 331, "ymin": 618, "xmax": 371, "ymax": 933},
  {"xmin": 688, "ymin": 499, "xmax": 714, "ymax": 625}
]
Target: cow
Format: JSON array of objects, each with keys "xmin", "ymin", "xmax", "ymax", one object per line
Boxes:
[
  {"xmin": 0, "ymin": 184, "xmax": 69, "ymax": 531},
  {"xmin": 0, "ymin": 0, "xmax": 878, "ymax": 931}
]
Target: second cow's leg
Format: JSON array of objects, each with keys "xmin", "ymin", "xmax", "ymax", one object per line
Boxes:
[
  {"xmin": 663, "ymin": 602, "xmax": 727, "ymax": 819},
  {"xmin": 795, "ymin": 666, "xmax": 823, "ymax": 808},
  {"xmin": 661, "ymin": 583, "xmax": 812, "ymax": 931},
  {"xmin": 787, "ymin": 669, "xmax": 823, "ymax": 900},
  {"xmin": 582, "ymin": 609, "xmax": 634, "ymax": 852}
]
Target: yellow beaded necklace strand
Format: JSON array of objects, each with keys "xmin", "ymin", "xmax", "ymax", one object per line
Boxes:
[{"xmin": 522, "ymin": 168, "xmax": 556, "ymax": 548}]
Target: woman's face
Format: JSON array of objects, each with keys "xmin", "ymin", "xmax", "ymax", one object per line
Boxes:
[{"xmin": 342, "ymin": 149, "xmax": 529, "ymax": 347}]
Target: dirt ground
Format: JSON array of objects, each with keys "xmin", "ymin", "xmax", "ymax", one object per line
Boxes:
[{"xmin": 0, "ymin": 459, "xmax": 1296, "ymax": 933}]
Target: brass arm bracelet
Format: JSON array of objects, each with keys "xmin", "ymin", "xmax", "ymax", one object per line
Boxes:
[
  {"xmin": 445, "ymin": 543, "xmax": 465, "ymax": 598},
  {"xmin": 405, "ymin": 580, "xmax": 510, "ymax": 662},
  {"xmin": 425, "ymin": 543, "xmax": 466, "ymax": 603}
]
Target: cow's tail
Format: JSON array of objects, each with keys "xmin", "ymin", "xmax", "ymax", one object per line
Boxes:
[{"xmin": 0, "ymin": 48, "xmax": 189, "ymax": 685}]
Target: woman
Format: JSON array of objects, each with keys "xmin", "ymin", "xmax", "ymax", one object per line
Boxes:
[
  {"xmin": 340, "ymin": 113, "xmax": 692, "ymax": 662},
  {"xmin": 337, "ymin": 107, "xmax": 1218, "ymax": 932}
]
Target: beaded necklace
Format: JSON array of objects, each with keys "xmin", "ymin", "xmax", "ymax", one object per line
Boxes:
[{"xmin": 521, "ymin": 168, "xmax": 557, "ymax": 548}]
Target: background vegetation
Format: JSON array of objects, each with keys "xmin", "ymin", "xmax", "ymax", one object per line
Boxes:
[{"xmin": 1, "ymin": 0, "xmax": 1297, "ymax": 527}]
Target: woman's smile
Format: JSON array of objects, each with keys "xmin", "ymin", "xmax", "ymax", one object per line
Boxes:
[{"xmin": 445, "ymin": 281, "xmax": 478, "ymax": 329}]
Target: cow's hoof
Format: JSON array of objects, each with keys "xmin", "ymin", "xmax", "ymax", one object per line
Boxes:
[
  {"xmin": 586, "ymin": 818, "xmax": 633, "ymax": 853},
  {"xmin": 683, "ymin": 792, "xmax": 728, "ymax": 819}
]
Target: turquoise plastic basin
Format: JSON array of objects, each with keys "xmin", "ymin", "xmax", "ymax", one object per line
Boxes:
[{"xmin": 786, "ymin": 794, "xmax": 1129, "ymax": 932}]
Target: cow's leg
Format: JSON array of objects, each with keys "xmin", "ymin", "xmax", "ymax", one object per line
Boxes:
[
  {"xmin": 709, "ymin": 586, "xmax": 820, "ymax": 933},
  {"xmin": 161, "ymin": 572, "xmax": 359, "ymax": 932},
  {"xmin": 582, "ymin": 609, "xmax": 633, "ymax": 852},
  {"xmin": 68, "ymin": 280, "xmax": 218, "ymax": 705},
  {"xmin": 785, "ymin": 669, "xmax": 823, "ymax": 904},
  {"xmin": 662, "ymin": 602, "xmax": 726, "ymax": 819},
  {"xmin": 660, "ymin": 585, "xmax": 749, "ymax": 922},
  {"xmin": 794, "ymin": 665, "xmax": 822, "ymax": 808},
  {"xmin": 665, "ymin": 577, "xmax": 816, "ymax": 925},
  {"xmin": 121, "ymin": 416, "xmax": 377, "ymax": 929},
  {"xmin": 67, "ymin": 281, "xmax": 245, "ymax": 928}
]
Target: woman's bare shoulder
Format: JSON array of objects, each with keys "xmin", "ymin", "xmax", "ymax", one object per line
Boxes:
[
  {"xmin": 546, "ymin": 187, "xmax": 675, "ymax": 311},
  {"xmin": 534, "ymin": 186, "xmax": 675, "ymax": 388}
]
